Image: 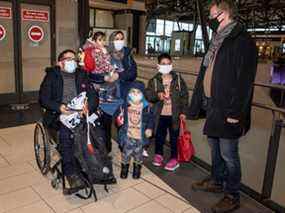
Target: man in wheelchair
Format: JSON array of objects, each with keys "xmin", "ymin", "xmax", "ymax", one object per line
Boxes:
[{"xmin": 39, "ymin": 49, "xmax": 98, "ymax": 192}]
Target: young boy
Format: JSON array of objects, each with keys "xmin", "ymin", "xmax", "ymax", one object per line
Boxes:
[
  {"xmin": 117, "ymin": 81, "xmax": 154, "ymax": 179},
  {"xmin": 145, "ymin": 53, "xmax": 189, "ymax": 171}
]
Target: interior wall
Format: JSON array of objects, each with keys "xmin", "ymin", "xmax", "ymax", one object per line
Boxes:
[
  {"xmin": 114, "ymin": 13, "xmax": 133, "ymax": 47},
  {"xmin": 56, "ymin": 0, "xmax": 79, "ymax": 57},
  {"xmin": 95, "ymin": 9, "xmax": 114, "ymax": 28}
]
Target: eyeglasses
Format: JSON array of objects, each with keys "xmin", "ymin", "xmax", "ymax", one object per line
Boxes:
[
  {"xmin": 60, "ymin": 57, "xmax": 76, "ymax": 62},
  {"xmin": 209, "ymin": 11, "xmax": 223, "ymax": 19}
]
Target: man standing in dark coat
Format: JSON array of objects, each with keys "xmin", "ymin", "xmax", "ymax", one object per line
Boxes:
[{"xmin": 189, "ymin": 1, "xmax": 258, "ymax": 212}]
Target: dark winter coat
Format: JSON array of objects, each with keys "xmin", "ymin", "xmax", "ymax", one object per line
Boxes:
[
  {"xmin": 189, "ymin": 23, "xmax": 258, "ymax": 139},
  {"xmin": 145, "ymin": 71, "xmax": 189, "ymax": 133},
  {"xmin": 39, "ymin": 66, "xmax": 98, "ymax": 129}
]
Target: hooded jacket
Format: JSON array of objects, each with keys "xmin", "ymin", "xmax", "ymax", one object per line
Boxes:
[
  {"xmin": 117, "ymin": 81, "xmax": 154, "ymax": 146},
  {"xmin": 145, "ymin": 71, "xmax": 189, "ymax": 133}
]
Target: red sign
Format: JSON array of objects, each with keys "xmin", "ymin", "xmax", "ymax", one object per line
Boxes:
[
  {"xmin": 0, "ymin": 7, "xmax": 12, "ymax": 19},
  {"xmin": 28, "ymin": 25, "xmax": 44, "ymax": 42},
  {"xmin": 0, "ymin": 25, "xmax": 6, "ymax": 41},
  {"xmin": 22, "ymin": 9, "xmax": 49, "ymax": 22}
]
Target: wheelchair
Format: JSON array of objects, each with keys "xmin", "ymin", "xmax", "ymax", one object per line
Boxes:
[{"xmin": 33, "ymin": 119, "xmax": 104, "ymax": 201}]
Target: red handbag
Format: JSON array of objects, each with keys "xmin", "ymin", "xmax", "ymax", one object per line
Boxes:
[{"xmin": 177, "ymin": 119, "xmax": 195, "ymax": 162}]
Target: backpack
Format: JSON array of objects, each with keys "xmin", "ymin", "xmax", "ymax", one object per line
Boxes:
[{"xmin": 73, "ymin": 120, "xmax": 116, "ymax": 185}]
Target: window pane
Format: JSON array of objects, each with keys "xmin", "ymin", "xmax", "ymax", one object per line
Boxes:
[
  {"xmin": 147, "ymin": 19, "xmax": 156, "ymax": 34},
  {"xmin": 173, "ymin": 22, "xmax": 180, "ymax": 31},
  {"xmin": 207, "ymin": 26, "xmax": 213, "ymax": 40},
  {"xmin": 181, "ymin": 23, "xmax": 189, "ymax": 31},
  {"xmin": 165, "ymin": 20, "xmax": 173, "ymax": 36},
  {"xmin": 195, "ymin": 25, "xmax": 203, "ymax": 39},
  {"xmin": 156, "ymin": 19, "xmax": 164, "ymax": 36},
  {"xmin": 90, "ymin": 8, "xmax": 95, "ymax": 27},
  {"xmin": 194, "ymin": 39, "xmax": 205, "ymax": 54}
]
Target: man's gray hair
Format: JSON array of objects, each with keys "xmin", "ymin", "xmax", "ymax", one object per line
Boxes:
[{"xmin": 209, "ymin": 0, "xmax": 238, "ymax": 19}]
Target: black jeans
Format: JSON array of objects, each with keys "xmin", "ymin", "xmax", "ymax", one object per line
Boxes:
[
  {"xmin": 59, "ymin": 124, "xmax": 75, "ymax": 176},
  {"xmin": 102, "ymin": 112, "xmax": 113, "ymax": 153},
  {"xmin": 155, "ymin": 115, "xmax": 179, "ymax": 159},
  {"xmin": 208, "ymin": 137, "xmax": 241, "ymax": 200}
]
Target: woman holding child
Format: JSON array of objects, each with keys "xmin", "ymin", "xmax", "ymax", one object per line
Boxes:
[{"xmin": 82, "ymin": 30, "xmax": 137, "ymax": 153}]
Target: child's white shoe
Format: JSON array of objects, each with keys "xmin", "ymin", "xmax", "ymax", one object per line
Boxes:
[{"xmin": 142, "ymin": 149, "xmax": 149, "ymax": 158}]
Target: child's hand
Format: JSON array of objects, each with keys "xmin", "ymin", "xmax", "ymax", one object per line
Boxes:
[
  {"xmin": 81, "ymin": 99, "xmax": 89, "ymax": 116},
  {"xmin": 145, "ymin": 129, "xmax": 153, "ymax": 138},
  {"xmin": 104, "ymin": 75, "xmax": 111, "ymax": 82},
  {"xmin": 111, "ymin": 72, "xmax": 119, "ymax": 81}
]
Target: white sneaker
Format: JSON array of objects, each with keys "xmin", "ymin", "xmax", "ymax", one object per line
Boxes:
[{"xmin": 142, "ymin": 149, "xmax": 149, "ymax": 158}]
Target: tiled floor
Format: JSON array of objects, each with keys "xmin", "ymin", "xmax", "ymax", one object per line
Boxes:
[{"xmin": 0, "ymin": 124, "xmax": 199, "ymax": 213}]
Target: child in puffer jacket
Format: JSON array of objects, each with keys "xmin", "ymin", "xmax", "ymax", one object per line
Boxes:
[{"xmin": 117, "ymin": 81, "xmax": 154, "ymax": 179}]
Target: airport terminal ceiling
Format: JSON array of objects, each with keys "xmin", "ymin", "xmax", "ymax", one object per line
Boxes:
[{"xmin": 145, "ymin": 0, "xmax": 285, "ymax": 30}]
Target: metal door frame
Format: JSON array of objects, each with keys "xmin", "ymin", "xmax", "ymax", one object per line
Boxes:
[{"xmin": 0, "ymin": 0, "xmax": 56, "ymax": 105}]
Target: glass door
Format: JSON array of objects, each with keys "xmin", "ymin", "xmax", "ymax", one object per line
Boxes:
[
  {"xmin": 0, "ymin": 1, "xmax": 16, "ymax": 102},
  {"xmin": 21, "ymin": 3, "xmax": 51, "ymax": 96},
  {"xmin": 0, "ymin": 0, "xmax": 55, "ymax": 105}
]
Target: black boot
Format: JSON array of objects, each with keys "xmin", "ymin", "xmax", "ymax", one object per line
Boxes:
[
  {"xmin": 133, "ymin": 163, "xmax": 142, "ymax": 179},
  {"xmin": 120, "ymin": 164, "xmax": 129, "ymax": 179},
  {"xmin": 66, "ymin": 174, "xmax": 86, "ymax": 193}
]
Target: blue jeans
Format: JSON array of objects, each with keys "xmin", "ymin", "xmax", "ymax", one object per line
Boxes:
[{"xmin": 208, "ymin": 137, "xmax": 241, "ymax": 200}]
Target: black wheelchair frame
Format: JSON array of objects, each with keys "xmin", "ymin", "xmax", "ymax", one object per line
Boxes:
[{"xmin": 33, "ymin": 120, "xmax": 109, "ymax": 201}]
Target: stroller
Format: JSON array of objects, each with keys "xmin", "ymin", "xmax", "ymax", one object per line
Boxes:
[{"xmin": 34, "ymin": 104, "xmax": 116, "ymax": 201}]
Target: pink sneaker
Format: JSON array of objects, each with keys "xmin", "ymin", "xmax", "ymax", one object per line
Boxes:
[
  {"xmin": 152, "ymin": 154, "xmax": 163, "ymax": 167},
  {"xmin": 164, "ymin": 159, "xmax": 180, "ymax": 171}
]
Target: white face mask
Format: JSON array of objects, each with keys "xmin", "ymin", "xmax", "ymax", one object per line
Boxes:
[
  {"xmin": 129, "ymin": 92, "xmax": 143, "ymax": 103},
  {"xmin": 114, "ymin": 40, "xmax": 125, "ymax": 51},
  {"xmin": 64, "ymin": 60, "xmax": 77, "ymax": 73},
  {"xmin": 158, "ymin": 64, "xmax": 173, "ymax": 75}
]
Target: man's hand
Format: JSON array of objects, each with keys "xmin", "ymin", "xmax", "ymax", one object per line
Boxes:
[
  {"xmin": 60, "ymin": 104, "xmax": 71, "ymax": 115},
  {"xmin": 81, "ymin": 99, "xmax": 89, "ymax": 116},
  {"xmin": 226, "ymin": 118, "xmax": 239, "ymax": 124},
  {"xmin": 158, "ymin": 92, "xmax": 165, "ymax": 101},
  {"xmin": 145, "ymin": 129, "xmax": 153, "ymax": 138},
  {"xmin": 179, "ymin": 114, "xmax": 186, "ymax": 121}
]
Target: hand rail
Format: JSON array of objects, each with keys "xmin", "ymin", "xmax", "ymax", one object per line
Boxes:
[
  {"xmin": 136, "ymin": 64, "xmax": 285, "ymax": 115},
  {"xmin": 137, "ymin": 62, "xmax": 285, "ymax": 91}
]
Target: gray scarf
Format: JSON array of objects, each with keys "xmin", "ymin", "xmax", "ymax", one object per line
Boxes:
[{"xmin": 203, "ymin": 21, "xmax": 237, "ymax": 67}]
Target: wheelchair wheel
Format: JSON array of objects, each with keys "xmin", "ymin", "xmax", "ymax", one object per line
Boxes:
[
  {"xmin": 51, "ymin": 177, "xmax": 60, "ymax": 190},
  {"xmin": 34, "ymin": 122, "xmax": 51, "ymax": 175}
]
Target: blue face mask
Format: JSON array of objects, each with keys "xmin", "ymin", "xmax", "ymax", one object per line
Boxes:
[{"xmin": 64, "ymin": 60, "xmax": 77, "ymax": 73}]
